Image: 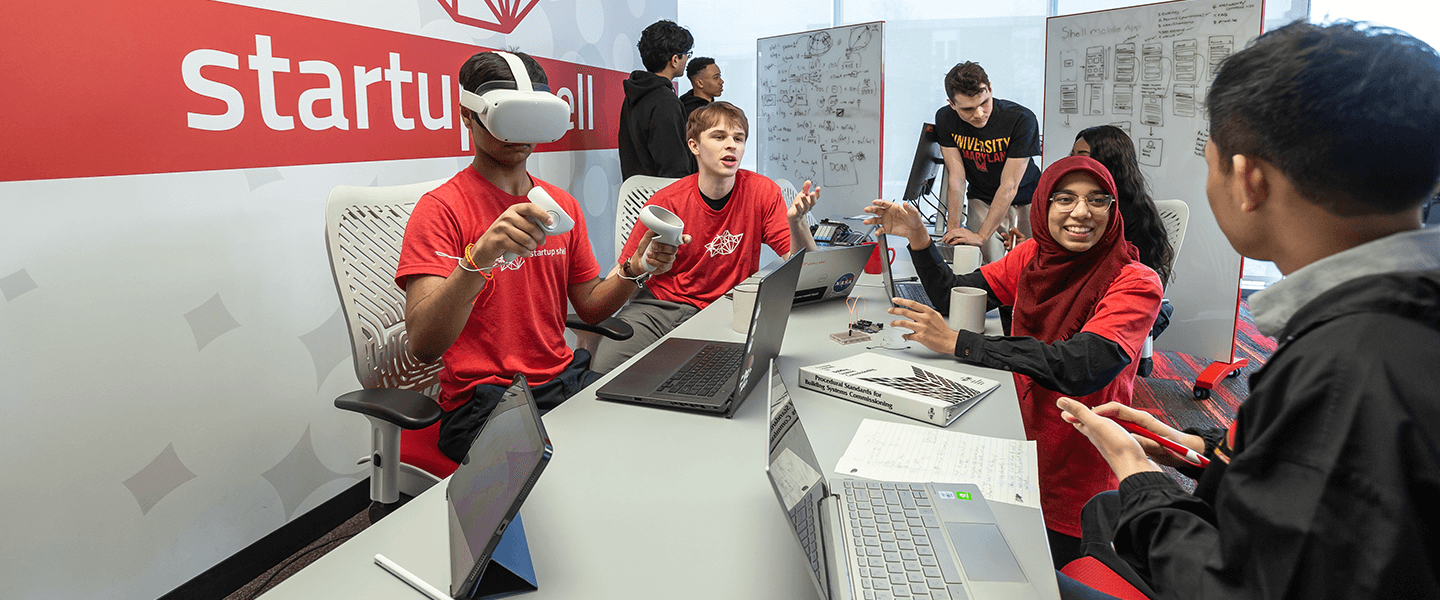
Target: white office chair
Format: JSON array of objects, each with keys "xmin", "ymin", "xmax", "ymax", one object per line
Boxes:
[
  {"xmin": 324, "ymin": 180, "xmax": 631, "ymax": 506},
  {"xmin": 774, "ymin": 178, "xmax": 799, "ymax": 205},
  {"xmin": 1138, "ymin": 199, "xmax": 1190, "ymax": 377},
  {"xmin": 613, "ymin": 175, "xmax": 680, "ymax": 259},
  {"xmin": 772, "ymin": 177, "xmax": 818, "ymax": 232}
]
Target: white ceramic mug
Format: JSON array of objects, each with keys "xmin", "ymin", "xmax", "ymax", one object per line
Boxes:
[
  {"xmin": 732, "ymin": 281, "xmax": 761, "ymax": 333},
  {"xmin": 948, "ymin": 286, "xmax": 987, "ymax": 333},
  {"xmin": 950, "ymin": 244, "xmax": 982, "ymax": 275}
]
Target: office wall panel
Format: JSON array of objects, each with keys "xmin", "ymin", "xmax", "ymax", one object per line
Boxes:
[{"xmin": 0, "ymin": 1, "xmax": 674, "ymax": 597}]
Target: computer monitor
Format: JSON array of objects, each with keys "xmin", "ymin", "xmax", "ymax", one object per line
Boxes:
[{"xmin": 902, "ymin": 122, "xmax": 945, "ymax": 201}]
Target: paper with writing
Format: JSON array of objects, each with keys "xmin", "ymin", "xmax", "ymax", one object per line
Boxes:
[{"xmin": 834, "ymin": 419, "xmax": 1040, "ymax": 509}]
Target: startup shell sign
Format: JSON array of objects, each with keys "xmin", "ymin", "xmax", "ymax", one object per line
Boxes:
[{"xmin": 1, "ymin": 0, "xmax": 622, "ymax": 183}]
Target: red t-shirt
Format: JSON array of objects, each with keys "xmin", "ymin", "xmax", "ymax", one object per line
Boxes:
[
  {"xmin": 981, "ymin": 241, "xmax": 1162, "ymax": 536},
  {"xmin": 618, "ymin": 170, "xmax": 791, "ymax": 309},
  {"xmin": 395, "ymin": 168, "xmax": 600, "ymax": 411}
]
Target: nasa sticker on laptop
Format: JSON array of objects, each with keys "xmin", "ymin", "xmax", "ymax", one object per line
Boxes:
[{"xmin": 833, "ymin": 273, "xmax": 857, "ymax": 293}]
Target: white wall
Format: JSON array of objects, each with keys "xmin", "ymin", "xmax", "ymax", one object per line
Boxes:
[{"xmin": 0, "ymin": 1, "xmax": 674, "ymax": 598}]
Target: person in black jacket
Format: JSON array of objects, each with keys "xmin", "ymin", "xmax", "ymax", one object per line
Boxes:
[
  {"xmin": 619, "ymin": 20, "xmax": 694, "ymax": 180},
  {"xmin": 1057, "ymin": 21, "xmax": 1440, "ymax": 599}
]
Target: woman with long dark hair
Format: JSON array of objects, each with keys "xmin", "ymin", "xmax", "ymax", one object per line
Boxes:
[{"xmin": 1072, "ymin": 126, "xmax": 1175, "ymax": 288}]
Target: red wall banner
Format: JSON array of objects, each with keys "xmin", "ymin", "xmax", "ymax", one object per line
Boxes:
[{"xmin": 1, "ymin": 1, "xmax": 623, "ymax": 182}]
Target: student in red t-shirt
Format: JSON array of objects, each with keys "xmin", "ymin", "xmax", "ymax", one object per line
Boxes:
[
  {"xmin": 862, "ymin": 156, "xmax": 1162, "ymax": 568},
  {"xmin": 395, "ymin": 51, "xmax": 687, "ymax": 462},
  {"xmin": 591, "ymin": 101, "xmax": 820, "ymax": 374}
]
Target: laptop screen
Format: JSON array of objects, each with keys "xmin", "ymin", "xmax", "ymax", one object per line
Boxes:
[
  {"xmin": 764, "ymin": 363, "xmax": 833, "ymax": 599},
  {"xmin": 878, "ymin": 233, "xmax": 900, "ymax": 300},
  {"xmin": 730, "ymin": 249, "xmax": 805, "ymax": 415},
  {"xmin": 447, "ymin": 377, "xmax": 551, "ymax": 598}
]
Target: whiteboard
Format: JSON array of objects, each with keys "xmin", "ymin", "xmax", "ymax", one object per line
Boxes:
[
  {"xmin": 757, "ymin": 22, "xmax": 884, "ymax": 218},
  {"xmin": 1044, "ymin": 0, "xmax": 1262, "ymax": 363}
]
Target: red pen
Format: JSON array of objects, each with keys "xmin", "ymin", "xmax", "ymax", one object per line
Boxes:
[{"xmin": 1118, "ymin": 420, "xmax": 1210, "ymax": 467}]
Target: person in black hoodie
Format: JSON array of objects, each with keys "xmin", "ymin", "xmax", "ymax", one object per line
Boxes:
[
  {"xmin": 1057, "ymin": 21, "xmax": 1440, "ymax": 599},
  {"xmin": 619, "ymin": 20, "xmax": 694, "ymax": 180}
]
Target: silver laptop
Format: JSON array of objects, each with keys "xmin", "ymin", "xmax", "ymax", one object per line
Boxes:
[
  {"xmin": 793, "ymin": 244, "xmax": 873, "ymax": 307},
  {"xmin": 764, "ymin": 365, "xmax": 1041, "ymax": 600},
  {"xmin": 447, "ymin": 375, "xmax": 549, "ymax": 599},
  {"xmin": 878, "ymin": 234, "xmax": 936, "ymax": 308},
  {"xmin": 594, "ymin": 250, "xmax": 804, "ymax": 418}
]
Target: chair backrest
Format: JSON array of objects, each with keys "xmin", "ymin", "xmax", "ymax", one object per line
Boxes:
[
  {"xmin": 772, "ymin": 177, "xmax": 824, "ymax": 232},
  {"xmin": 614, "ymin": 175, "xmax": 680, "ymax": 258},
  {"xmin": 324, "ymin": 179, "xmax": 448, "ymax": 396},
  {"xmin": 774, "ymin": 178, "xmax": 799, "ymax": 205},
  {"xmin": 1153, "ymin": 199, "xmax": 1190, "ymax": 261}
]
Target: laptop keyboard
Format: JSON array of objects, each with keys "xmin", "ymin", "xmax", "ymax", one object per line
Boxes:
[
  {"xmin": 895, "ymin": 282, "xmax": 934, "ymax": 307},
  {"xmin": 655, "ymin": 344, "xmax": 742, "ymax": 397},
  {"xmin": 842, "ymin": 480, "xmax": 968, "ymax": 600}
]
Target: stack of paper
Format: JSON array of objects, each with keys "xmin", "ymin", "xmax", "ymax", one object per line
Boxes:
[{"xmin": 834, "ymin": 419, "xmax": 1040, "ymax": 509}]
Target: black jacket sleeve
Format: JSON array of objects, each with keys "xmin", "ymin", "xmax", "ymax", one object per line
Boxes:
[
  {"xmin": 908, "ymin": 243, "xmax": 1001, "ymax": 313},
  {"xmin": 1109, "ymin": 310, "xmax": 1440, "ymax": 599},
  {"xmin": 910, "ymin": 242, "xmax": 1131, "ymax": 396},
  {"xmin": 953, "ymin": 330, "xmax": 1130, "ymax": 396}
]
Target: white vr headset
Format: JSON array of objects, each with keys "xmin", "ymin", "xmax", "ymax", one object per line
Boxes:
[{"xmin": 458, "ymin": 51, "xmax": 571, "ymax": 144}]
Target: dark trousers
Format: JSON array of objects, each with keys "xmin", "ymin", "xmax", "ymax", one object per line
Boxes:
[{"xmin": 436, "ymin": 349, "xmax": 602, "ymax": 464}]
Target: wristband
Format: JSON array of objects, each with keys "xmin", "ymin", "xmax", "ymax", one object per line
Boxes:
[{"xmin": 618, "ymin": 257, "xmax": 650, "ymax": 284}]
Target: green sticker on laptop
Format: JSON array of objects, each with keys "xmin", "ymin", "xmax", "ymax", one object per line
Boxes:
[{"xmin": 940, "ymin": 490, "xmax": 973, "ymax": 500}]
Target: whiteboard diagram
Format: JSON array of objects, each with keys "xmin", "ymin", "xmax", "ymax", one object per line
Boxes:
[
  {"xmin": 1044, "ymin": 0, "xmax": 1263, "ymax": 363},
  {"xmin": 757, "ymin": 22, "xmax": 884, "ymax": 218}
]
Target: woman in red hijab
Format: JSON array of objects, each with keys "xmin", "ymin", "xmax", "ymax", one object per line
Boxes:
[{"xmin": 864, "ymin": 155, "xmax": 1162, "ymax": 568}]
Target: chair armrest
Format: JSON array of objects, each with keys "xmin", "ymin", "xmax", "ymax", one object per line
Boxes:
[
  {"xmin": 334, "ymin": 388, "xmax": 442, "ymax": 430},
  {"xmin": 566, "ymin": 315, "xmax": 634, "ymax": 341}
]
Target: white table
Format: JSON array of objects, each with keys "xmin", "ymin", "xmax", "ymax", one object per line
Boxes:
[{"xmin": 263, "ymin": 274, "xmax": 1059, "ymax": 599}]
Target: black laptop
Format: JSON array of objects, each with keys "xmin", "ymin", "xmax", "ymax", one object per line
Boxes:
[
  {"xmin": 878, "ymin": 234, "xmax": 936, "ymax": 308},
  {"xmin": 594, "ymin": 250, "xmax": 805, "ymax": 417}
]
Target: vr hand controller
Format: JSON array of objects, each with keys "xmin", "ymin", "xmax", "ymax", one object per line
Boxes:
[
  {"xmin": 501, "ymin": 187, "xmax": 575, "ymax": 264},
  {"xmin": 637, "ymin": 205, "xmax": 685, "ymax": 271}
]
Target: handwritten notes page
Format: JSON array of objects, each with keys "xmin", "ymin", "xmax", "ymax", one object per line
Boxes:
[{"xmin": 834, "ymin": 419, "xmax": 1040, "ymax": 509}]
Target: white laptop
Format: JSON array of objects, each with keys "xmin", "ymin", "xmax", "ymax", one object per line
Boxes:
[{"xmin": 764, "ymin": 364, "xmax": 1041, "ymax": 600}]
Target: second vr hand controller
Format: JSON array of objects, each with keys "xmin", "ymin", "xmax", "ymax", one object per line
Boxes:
[
  {"xmin": 637, "ymin": 206, "xmax": 685, "ymax": 271},
  {"xmin": 501, "ymin": 187, "xmax": 575, "ymax": 263}
]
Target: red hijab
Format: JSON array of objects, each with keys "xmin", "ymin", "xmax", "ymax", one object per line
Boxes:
[{"xmin": 1012, "ymin": 156, "xmax": 1139, "ymax": 343}]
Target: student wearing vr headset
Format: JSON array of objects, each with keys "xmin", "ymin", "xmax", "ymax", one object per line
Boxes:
[
  {"xmin": 591, "ymin": 101, "xmax": 821, "ymax": 374},
  {"xmin": 396, "ymin": 51, "xmax": 688, "ymax": 463}
]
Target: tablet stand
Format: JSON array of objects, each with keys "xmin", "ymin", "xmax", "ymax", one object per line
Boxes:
[{"xmin": 470, "ymin": 513, "xmax": 538, "ymax": 599}]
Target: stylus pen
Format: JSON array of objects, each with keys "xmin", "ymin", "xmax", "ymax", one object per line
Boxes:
[
  {"xmin": 375, "ymin": 553, "xmax": 449, "ymax": 600},
  {"xmin": 1118, "ymin": 420, "xmax": 1210, "ymax": 467}
]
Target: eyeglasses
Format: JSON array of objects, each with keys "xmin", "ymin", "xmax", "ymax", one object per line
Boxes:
[
  {"xmin": 1049, "ymin": 192, "xmax": 1114, "ymax": 213},
  {"xmin": 684, "ymin": 51, "xmax": 694, "ymax": 59}
]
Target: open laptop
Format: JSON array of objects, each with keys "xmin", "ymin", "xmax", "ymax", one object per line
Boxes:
[
  {"xmin": 446, "ymin": 374, "xmax": 550, "ymax": 599},
  {"xmin": 765, "ymin": 365, "xmax": 1041, "ymax": 600},
  {"xmin": 878, "ymin": 234, "xmax": 936, "ymax": 308},
  {"xmin": 595, "ymin": 249, "xmax": 804, "ymax": 418},
  {"xmin": 793, "ymin": 244, "xmax": 872, "ymax": 307}
]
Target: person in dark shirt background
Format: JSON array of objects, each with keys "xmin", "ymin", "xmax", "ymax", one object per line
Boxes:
[
  {"xmin": 934, "ymin": 61, "xmax": 1042, "ymax": 264},
  {"xmin": 619, "ymin": 20, "xmax": 695, "ymax": 180},
  {"xmin": 680, "ymin": 56, "xmax": 723, "ymax": 121}
]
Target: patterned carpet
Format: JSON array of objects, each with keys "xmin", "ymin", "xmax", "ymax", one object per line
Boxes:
[{"xmin": 1128, "ymin": 300, "xmax": 1274, "ymax": 486}]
